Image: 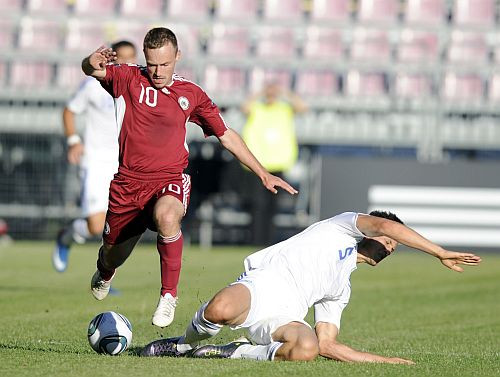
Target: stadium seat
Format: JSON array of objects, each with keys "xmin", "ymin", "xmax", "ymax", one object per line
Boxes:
[
  {"xmin": 56, "ymin": 64, "xmax": 86, "ymax": 90},
  {"xmin": 249, "ymin": 68, "xmax": 292, "ymax": 93},
  {"xmin": 26, "ymin": 0, "xmax": 68, "ymax": 13},
  {"xmin": 74, "ymin": 0, "xmax": 117, "ymax": 15},
  {"xmin": 453, "ymin": 0, "xmax": 495, "ymax": 27},
  {"xmin": 447, "ymin": 31, "xmax": 488, "ymax": 64},
  {"xmin": 397, "ymin": 29, "xmax": 439, "ymax": 63},
  {"xmin": 65, "ymin": 19, "xmax": 108, "ymax": 52},
  {"xmin": 10, "ymin": 62, "xmax": 53, "ymax": 89},
  {"xmin": 216, "ymin": 0, "xmax": 258, "ymax": 20},
  {"xmin": 0, "ymin": 0, "xmax": 23, "ymax": 13},
  {"xmin": 167, "ymin": 0, "xmax": 210, "ymax": 20},
  {"xmin": 395, "ymin": 73, "xmax": 433, "ymax": 99},
  {"xmin": 405, "ymin": 0, "xmax": 446, "ymax": 26},
  {"xmin": 120, "ymin": 0, "xmax": 163, "ymax": 17},
  {"xmin": 256, "ymin": 27, "xmax": 295, "ymax": 59},
  {"xmin": 350, "ymin": 28, "xmax": 390, "ymax": 62},
  {"xmin": 358, "ymin": 0, "xmax": 399, "ymax": 24},
  {"xmin": 303, "ymin": 26, "xmax": 343, "ymax": 60},
  {"xmin": 345, "ymin": 70, "xmax": 386, "ymax": 97},
  {"xmin": 487, "ymin": 74, "xmax": 500, "ymax": 103},
  {"xmin": 18, "ymin": 18, "xmax": 61, "ymax": 51},
  {"xmin": 0, "ymin": 19, "xmax": 14, "ymax": 49},
  {"xmin": 208, "ymin": 24, "xmax": 249, "ymax": 58},
  {"xmin": 310, "ymin": 0, "xmax": 350, "ymax": 22},
  {"xmin": 442, "ymin": 73, "xmax": 484, "ymax": 103},
  {"xmin": 0, "ymin": 61, "xmax": 6, "ymax": 86},
  {"xmin": 263, "ymin": 0, "xmax": 303, "ymax": 21},
  {"xmin": 295, "ymin": 70, "xmax": 339, "ymax": 97},
  {"xmin": 203, "ymin": 65, "xmax": 246, "ymax": 97}
]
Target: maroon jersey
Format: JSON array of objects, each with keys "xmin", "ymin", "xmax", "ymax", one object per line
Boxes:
[{"xmin": 99, "ymin": 64, "xmax": 228, "ymax": 177}]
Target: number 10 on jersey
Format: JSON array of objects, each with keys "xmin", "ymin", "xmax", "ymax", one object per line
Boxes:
[{"xmin": 139, "ymin": 84, "xmax": 158, "ymax": 107}]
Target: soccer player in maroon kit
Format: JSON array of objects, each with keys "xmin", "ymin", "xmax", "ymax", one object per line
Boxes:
[{"xmin": 81, "ymin": 28, "xmax": 298, "ymax": 328}]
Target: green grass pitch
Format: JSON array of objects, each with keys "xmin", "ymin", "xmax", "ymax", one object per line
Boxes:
[{"xmin": 0, "ymin": 241, "xmax": 499, "ymax": 377}]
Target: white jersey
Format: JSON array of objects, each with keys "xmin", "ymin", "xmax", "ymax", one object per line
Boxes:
[
  {"xmin": 243, "ymin": 212, "xmax": 365, "ymax": 328},
  {"xmin": 67, "ymin": 77, "xmax": 119, "ymax": 167}
]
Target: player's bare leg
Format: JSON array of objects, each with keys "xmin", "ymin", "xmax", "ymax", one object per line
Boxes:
[
  {"xmin": 152, "ymin": 195, "xmax": 185, "ymax": 327},
  {"xmin": 91, "ymin": 235, "xmax": 141, "ymax": 300},
  {"xmin": 53, "ymin": 212, "xmax": 106, "ymax": 272}
]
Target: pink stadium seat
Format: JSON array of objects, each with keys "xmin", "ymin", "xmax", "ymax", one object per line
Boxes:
[
  {"xmin": 167, "ymin": 0, "xmax": 210, "ymax": 20},
  {"xmin": 397, "ymin": 29, "xmax": 439, "ymax": 63},
  {"xmin": 256, "ymin": 27, "xmax": 295, "ymax": 59},
  {"xmin": 56, "ymin": 64, "xmax": 86, "ymax": 89},
  {"xmin": 350, "ymin": 28, "xmax": 390, "ymax": 62},
  {"xmin": 216, "ymin": 0, "xmax": 258, "ymax": 20},
  {"xmin": 0, "ymin": 19, "xmax": 14, "ymax": 49},
  {"xmin": 405, "ymin": 0, "xmax": 445, "ymax": 26},
  {"xmin": 442, "ymin": 73, "xmax": 484, "ymax": 102},
  {"xmin": 10, "ymin": 62, "xmax": 52, "ymax": 89},
  {"xmin": 120, "ymin": 0, "xmax": 163, "ymax": 17},
  {"xmin": 304, "ymin": 27, "xmax": 343, "ymax": 60},
  {"xmin": 358, "ymin": 0, "xmax": 399, "ymax": 23},
  {"xmin": 453, "ymin": 0, "xmax": 495, "ymax": 27},
  {"xmin": 295, "ymin": 71, "xmax": 339, "ymax": 97},
  {"xmin": 263, "ymin": 0, "xmax": 303, "ymax": 21},
  {"xmin": 311, "ymin": 0, "xmax": 350, "ymax": 22},
  {"xmin": 0, "ymin": 0, "xmax": 23, "ymax": 13},
  {"xmin": 65, "ymin": 20, "xmax": 108, "ymax": 52},
  {"xmin": 447, "ymin": 31, "xmax": 488, "ymax": 64},
  {"xmin": 208, "ymin": 24, "xmax": 249, "ymax": 57},
  {"xmin": 488, "ymin": 74, "xmax": 500, "ymax": 102},
  {"xmin": 203, "ymin": 65, "xmax": 246, "ymax": 96},
  {"xmin": 345, "ymin": 70, "xmax": 386, "ymax": 97},
  {"xmin": 395, "ymin": 73, "xmax": 433, "ymax": 99},
  {"xmin": 74, "ymin": 0, "xmax": 117, "ymax": 15},
  {"xmin": 18, "ymin": 18, "xmax": 61, "ymax": 51},
  {"xmin": 249, "ymin": 68, "xmax": 292, "ymax": 93},
  {"xmin": 26, "ymin": 0, "xmax": 68, "ymax": 13}
]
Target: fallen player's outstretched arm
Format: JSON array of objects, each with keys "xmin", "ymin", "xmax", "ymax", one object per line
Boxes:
[
  {"xmin": 315, "ymin": 322, "xmax": 414, "ymax": 364},
  {"xmin": 356, "ymin": 214, "xmax": 482, "ymax": 272}
]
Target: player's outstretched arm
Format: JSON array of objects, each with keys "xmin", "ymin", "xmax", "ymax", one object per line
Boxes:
[
  {"xmin": 81, "ymin": 46, "xmax": 116, "ymax": 79},
  {"xmin": 356, "ymin": 214, "xmax": 482, "ymax": 272},
  {"xmin": 218, "ymin": 128, "xmax": 298, "ymax": 195},
  {"xmin": 315, "ymin": 322, "xmax": 414, "ymax": 364}
]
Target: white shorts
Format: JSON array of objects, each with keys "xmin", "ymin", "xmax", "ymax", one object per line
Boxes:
[
  {"xmin": 230, "ymin": 268, "xmax": 310, "ymax": 345},
  {"xmin": 80, "ymin": 161, "xmax": 117, "ymax": 217}
]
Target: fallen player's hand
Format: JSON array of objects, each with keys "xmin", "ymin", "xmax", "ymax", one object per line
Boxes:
[
  {"xmin": 385, "ymin": 357, "xmax": 415, "ymax": 365},
  {"xmin": 262, "ymin": 173, "xmax": 298, "ymax": 195},
  {"xmin": 438, "ymin": 250, "xmax": 482, "ymax": 272}
]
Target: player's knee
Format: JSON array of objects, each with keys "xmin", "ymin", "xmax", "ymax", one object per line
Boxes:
[
  {"xmin": 204, "ymin": 297, "xmax": 235, "ymax": 325},
  {"xmin": 290, "ymin": 338, "xmax": 319, "ymax": 361},
  {"xmin": 156, "ymin": 211, "xmax": 182, "ymax": 234}
]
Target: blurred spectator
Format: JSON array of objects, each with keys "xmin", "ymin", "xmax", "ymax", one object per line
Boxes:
[
  {"xmin": 52, "ymin": 40, "xmax": 137, "ymax": 273},
  {"xmin": 240, "ymin": 82, "xmax": 308, "ymax": 245}
]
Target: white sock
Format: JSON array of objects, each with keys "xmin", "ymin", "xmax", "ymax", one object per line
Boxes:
[
  {"xmin": 179, "ymin": 302, "xmax": 222, "ymax": 350},
  {"xmin": 230, "ymin": 342, "xmax": 283, "ymax": 361},
  {"xmin": 72, "ymin": 218, "xmax": 90, "ymax": 244}
]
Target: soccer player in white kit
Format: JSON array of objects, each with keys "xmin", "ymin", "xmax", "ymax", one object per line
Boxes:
[
  {"xmin": 141, "ymin": 210, "xmax": 481, "ymax": 363},
  {"xmin": 52, "ymin": 41, "xmax": 137, "ymax": 272}
]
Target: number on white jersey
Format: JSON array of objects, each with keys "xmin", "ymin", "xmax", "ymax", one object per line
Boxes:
[{"xmin": 139, "ymin": 84, "xmax": 158, "ymax": 107}]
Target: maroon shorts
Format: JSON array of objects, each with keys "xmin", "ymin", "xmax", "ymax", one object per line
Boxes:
[{"xmin": 103, "ymin": 171, "xmax": 191, "ymax": 245}]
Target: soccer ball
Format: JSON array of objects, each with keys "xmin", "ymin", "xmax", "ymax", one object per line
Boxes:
[{"xmin": 87, "ymin": 311, "xmax": 132, "ymax": 355}]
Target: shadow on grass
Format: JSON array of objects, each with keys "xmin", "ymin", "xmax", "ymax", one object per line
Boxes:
[{"xmin": 0, "ymin": 342, "xmax": 93, "ymax": 355}]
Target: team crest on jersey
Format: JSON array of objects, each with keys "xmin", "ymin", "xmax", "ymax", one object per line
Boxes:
[
  {"xmin": 104, "ymin": 221, "xmax": 110, "ymax": 235},
  {"xmin": 178, "ymin": 96, "xmax": 190, "ymax": 110}
]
